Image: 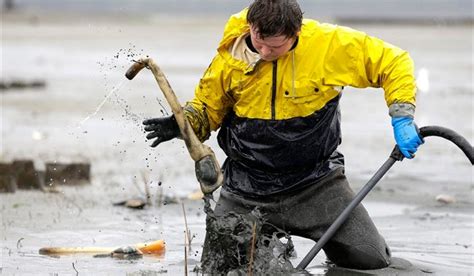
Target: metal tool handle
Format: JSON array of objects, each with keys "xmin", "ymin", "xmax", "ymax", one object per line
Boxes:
[
  {"xmin": 296, "ymin": 151, "xmax": 399, "ymax": 270},
  {"xmin": 297, "ymin": 125, "xmax": 473, "ymax": 270}
]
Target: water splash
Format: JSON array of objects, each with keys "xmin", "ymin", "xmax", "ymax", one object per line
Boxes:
[{"xmin": 77, "ymin": 80, "xmax": 127, "ymax": 127}]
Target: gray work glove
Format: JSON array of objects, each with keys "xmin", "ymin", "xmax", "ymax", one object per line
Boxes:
[{"xmin": 143, "ymin": 115, "xmax": 180, "ymax": 147}]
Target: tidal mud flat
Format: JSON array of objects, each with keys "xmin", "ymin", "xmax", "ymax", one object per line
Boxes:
[{"xmin": 1, "ymin": 9, "xmax": 473, "ymax": 275}]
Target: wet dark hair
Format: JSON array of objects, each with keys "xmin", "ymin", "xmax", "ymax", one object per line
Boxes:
[{"xmin": 247, "ymin": 0, "xmax": 303, "ymax": 38}]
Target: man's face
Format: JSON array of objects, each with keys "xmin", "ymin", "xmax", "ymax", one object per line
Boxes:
[{"xmin": 249, "ymin": 25, "xmax": 297, "ymax": 61}]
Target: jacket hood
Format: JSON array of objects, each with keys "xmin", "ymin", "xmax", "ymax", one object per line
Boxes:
[
  {"xmin": 217, "ymin": 8, "xmax": 317, "ymax": 72},
  {"xmin": 218, "ymin": 9, "xmax": 250, "ymax": 53}
]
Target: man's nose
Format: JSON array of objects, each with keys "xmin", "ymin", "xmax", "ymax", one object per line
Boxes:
[{"xmin": 259, "ymin": 46, "xmax": 271, "ymax": 56}]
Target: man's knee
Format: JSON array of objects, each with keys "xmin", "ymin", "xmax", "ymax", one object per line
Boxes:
[{"xmin": 324, "ymin": 242, "xmax": 391, "ymax": 270}]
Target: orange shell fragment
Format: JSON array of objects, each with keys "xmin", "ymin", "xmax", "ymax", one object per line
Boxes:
[{"xmin": 136, "ymin": 240, "xmax": 166, "ymax": 254}]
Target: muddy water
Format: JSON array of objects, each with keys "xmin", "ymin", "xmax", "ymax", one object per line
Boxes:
[
  {"xmin": 1, "ymin": 10, "xmax": 473, "ymax": 275},
  {"xmin": 2, "ymin": 189, "xmax": 471, "ymax": 275}
]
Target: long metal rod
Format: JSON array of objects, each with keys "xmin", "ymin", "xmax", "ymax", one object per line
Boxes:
[
  {"xmin": 296, "ymin": 156, "xmax": 397, "ymax": 270},
  {"xmin": 297, "ymin": 125, "xmax": 473, "ymax": 270}
]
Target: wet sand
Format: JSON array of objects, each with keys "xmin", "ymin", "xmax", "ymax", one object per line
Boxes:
[{"xmin": 1, "ymin": 10, "xmax": 473, "ymax": 275}]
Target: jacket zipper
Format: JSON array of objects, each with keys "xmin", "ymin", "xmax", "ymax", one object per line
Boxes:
[{"xmin": 271, "ymin": 60, "xmax": 277, "ymax": 120}]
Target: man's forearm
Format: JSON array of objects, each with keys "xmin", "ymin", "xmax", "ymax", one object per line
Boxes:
[
  {"xmin": 388, "ymin": 103, "xmax": 415, "ymax": 118},
  {"xmin": 184, "ymin": 104, "xmax": 212, "ymax": 142}
]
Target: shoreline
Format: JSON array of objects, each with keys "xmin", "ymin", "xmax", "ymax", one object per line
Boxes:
[{"xmin": 3, "ymin": 8, "xmax": 473, "ymax": 26}]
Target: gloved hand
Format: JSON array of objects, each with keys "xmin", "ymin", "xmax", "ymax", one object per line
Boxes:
[
  {"xmin": 391, "ymin": 117, "xmax": 424, "ymax": 158},
  {"xmin": 143, "ymin": 115, "xmax": 180, "ymax": 147}
]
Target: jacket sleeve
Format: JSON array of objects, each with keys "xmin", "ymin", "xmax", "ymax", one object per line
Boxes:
[
  {"xmin": 184, "ymin": 55, "xmax": 234, "ymax": 142},
  {"xmin": 349, "ymin": 30, "xmax": 417, "ymax": 107}
]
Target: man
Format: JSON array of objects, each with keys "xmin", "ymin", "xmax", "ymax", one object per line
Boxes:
[{"xmin": 143, "ymin": 0, "xmax": 423, "ymax": 271}]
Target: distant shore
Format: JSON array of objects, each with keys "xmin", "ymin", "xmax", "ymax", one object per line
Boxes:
[{"xmin": 3, "ymin": 0, "xmax": 473, "ymax": 25}]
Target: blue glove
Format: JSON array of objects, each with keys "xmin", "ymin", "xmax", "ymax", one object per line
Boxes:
[{"xmin": 391, "ymin": 117, "xmax": 424, "ymax": 159}]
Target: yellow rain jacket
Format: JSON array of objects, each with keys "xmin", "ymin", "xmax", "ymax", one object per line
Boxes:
[{"xmin": 184, "ymin": 9, "xmax": 417, "ymax": 196}]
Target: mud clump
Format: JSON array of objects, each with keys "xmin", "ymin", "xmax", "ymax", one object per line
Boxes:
[{"xmin": 199, "ymin": 197, "xmax": 302, "ymax": 275}]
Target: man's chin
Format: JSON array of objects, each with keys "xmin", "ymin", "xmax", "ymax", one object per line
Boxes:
[{"xmin": 261, "ymin": 56, "xmax": 277, "ymax": 62}]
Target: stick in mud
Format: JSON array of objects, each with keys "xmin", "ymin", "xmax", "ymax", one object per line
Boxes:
[
  {"xmin": 184, "ymin": 232, "xmax": 189, "ymax": 276},
  {"xmin": 248, "ymin": 222, "xmax": 257, "ymax": 276},
  {"xmin": 156, "ymin": 181, "xmax": 163, "ymax": 207},
  {"xmin": 16, "ymin": 238, "xmax": 24, "ymax": 249},
  {"xmin": 131, "ymin": 176, "xmax": 144, "ymax": 196},
  {"xmin": 140, "ymin": 170, "xmax": 152, "ymax": 206},
  {"xmin": 181, "ymin": 202, "xmax": 192, "ymax": 248},
  {"xmin": 72, "ymin": 262, "xmax": 79, "ymax": 275}
]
